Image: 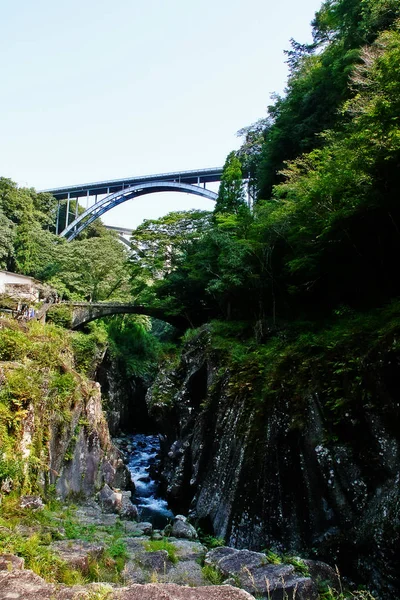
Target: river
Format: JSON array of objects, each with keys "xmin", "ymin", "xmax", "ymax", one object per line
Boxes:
[{"xmin": 123, "ymin": 433, "xmax": 174, "ymax": 529}]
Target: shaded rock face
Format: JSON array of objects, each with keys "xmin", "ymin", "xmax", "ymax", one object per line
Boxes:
[
  {"xmin": 96, "ymin": 351, "xmax": 154, "ymax": 435},
  {"xmin": 51, "ymin": 382, "xmax": 131, "ymax": 499},
  {"xmin": 147, "ymin": 328, "xmax": 400, "ymax": 600}
]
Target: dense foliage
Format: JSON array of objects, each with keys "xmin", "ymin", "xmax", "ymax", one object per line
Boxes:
[
  {"xmin": 0, "ymin": 178, "xmax": 130, "ymax": 302},
  {"xmin": 128, "ymin": 3, "xmax": 400, "ymax": 330}
]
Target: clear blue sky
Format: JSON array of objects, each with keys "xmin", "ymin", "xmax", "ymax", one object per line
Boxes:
[{"xmin": 1, "ymin": 0, "xmax": 323, "ymax": 228}]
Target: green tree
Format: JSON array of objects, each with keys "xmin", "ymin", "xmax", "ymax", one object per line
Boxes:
[
  {"xmin": 0, "ymin": 210, "xmax": 15, "ymax": 269},
  {"xmin": 14, "ymin": 222, "xmax": 63, "ymax": 278},
  {"xmin": 214, "ymin": 152, "xmax": 247, "ymax": 214},
  {"xmin": 50, "ymin": 233, "xmax": 130, "ymax": 301},
  {"xmin": 129, "ymin": 210, "xmax": 211, "ymax": 303}
]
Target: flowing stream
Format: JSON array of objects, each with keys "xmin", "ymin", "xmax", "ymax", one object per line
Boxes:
[{"xmin": 125, "ymin": 433, "xmax": 174, "ymax": 529}]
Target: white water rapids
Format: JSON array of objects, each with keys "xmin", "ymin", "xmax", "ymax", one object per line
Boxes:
[{"xmin": 126, "ymin": 433, "xmax": 174, "ymax": 528}]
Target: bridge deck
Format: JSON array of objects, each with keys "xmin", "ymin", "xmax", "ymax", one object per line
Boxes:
[{"xmin": 40, "ymin": 167, "xmax": 223, "ymax": 200}]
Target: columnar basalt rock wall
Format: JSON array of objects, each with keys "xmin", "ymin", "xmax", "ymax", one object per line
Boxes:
[{"xmin": 146, "ymin": 328, "xmax": 400, "ymax": 599}]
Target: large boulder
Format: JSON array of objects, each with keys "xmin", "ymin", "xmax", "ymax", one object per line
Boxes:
[
  {"xmin": 98, "ymin": 482, "xmax": 122, "ymax": 513},
  {"xmin": 206, "ymin": 547, "xmax": 318, "ymax": 600},
  {"xmin": 97, "ymin": 484, "xmax": 138, "ymax": 519},
  {"xmin": 138, "ymin": 550, "xmax": 172, "ymax": 573},
  {"xmin": 0, "ymin": 568, "xmax": 55, "ymax": 599},
  {"xmin": 304, "ymin": 559, "xmax": 341, "ymax": 592},
  {"xmin": 120, "ymin": 491, "xmax": 139, "ymax": 520},
  {"xmin": 51, "ymin": 540, "xmax": 104, "ymax": 575},
  {"xmin": 171, "ymin": 515, "xmax": 198, "ymax": 540}
]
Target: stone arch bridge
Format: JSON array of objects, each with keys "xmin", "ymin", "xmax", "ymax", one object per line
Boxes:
[{"xmin": 65, "ymin": 302, "xmax": 189, "ymax": 330}]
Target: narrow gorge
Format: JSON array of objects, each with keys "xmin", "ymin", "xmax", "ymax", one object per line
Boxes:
[{"xmin": 1, "ymin": 1, "xmax": 400, "ymax": 598}]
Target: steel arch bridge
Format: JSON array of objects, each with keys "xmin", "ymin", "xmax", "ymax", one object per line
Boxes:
[{"xmin": 40, "ymin": 167, "xmax": 223, "ymax": 241}]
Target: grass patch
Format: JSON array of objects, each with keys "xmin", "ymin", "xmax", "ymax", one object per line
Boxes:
[
  {"xmin": 202, "ymin": 563, "xmax": 224, "ymax": 585},
  {"xmin": 0, "ymin": 495, "xmax": 128, "ymax": 585},
  {"xmin": 282, "ymin": 555, "xmax": 309, "ymax": 576},
  {"xmin": 70, "ymin": 585, "xmax": 114, "ymax": 600},
  {"xmin": 200, "ymin": 533, "xmax": 225, "ymax": 549},
  {"xmin": 263, "ymin": 549, "xmax": 282, "ymax": 565},
  {"xmin": 144, "ymin": 538, "xmax": 178, "ymax": 564}
]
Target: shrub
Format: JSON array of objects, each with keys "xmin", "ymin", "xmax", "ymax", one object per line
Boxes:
[
  {"xmin": 46, "ymin": 305, "xmax": 73, "ymax": 328},
  {"xmin": 0, "ymin": 327, "xmax": 31, "ymax": 360}
]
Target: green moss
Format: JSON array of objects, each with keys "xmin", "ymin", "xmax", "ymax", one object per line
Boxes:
[
  {"xmin": 0, "ymin": 327, "xmax": 32, "ymax": 361},
  {"xmin": 263, "ymin": 549, "xmax": 282, "ymax": 565},
  {"xmin": 282, "ymin": 555, "xmax": 310, "ymax": 576},
  {"xmin": 198, "ymin": 533, "xmax": 225, "ymax": 549}
]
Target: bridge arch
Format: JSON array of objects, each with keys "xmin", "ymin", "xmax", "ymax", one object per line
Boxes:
[
  {"xmin": 60, "ymin": 181, "xmax": 218, "ymax": 241},
  {"xmin": 66, "ymin": 302, "xmax": 189, "ymax": 330}
]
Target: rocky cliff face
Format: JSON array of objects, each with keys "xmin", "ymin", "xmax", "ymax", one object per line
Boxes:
[
  {"xmin": 96, "ymin": 351, "xmax": 154, "ymax": 435},
  {"xmin": 53, "ymin": 381, "xmax": 131, "ymax": 498},
  {"xmin": 146, "ymin": 327, "xmax": 400, "ymax": 599},
  {"xmin": 0, "ymin": 319, "xmax": 131, "ymax": 502}
]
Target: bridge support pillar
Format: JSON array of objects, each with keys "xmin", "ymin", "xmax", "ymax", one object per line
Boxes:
[
  {"xmin": 56, "ymin": 200, "xmax": 60, "ymax": 235},
  {"xmin": 66, "ymin": 193, "xmax": 70, "ymax": 229}
]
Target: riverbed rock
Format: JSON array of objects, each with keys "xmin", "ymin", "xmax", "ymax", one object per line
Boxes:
[
  {"xmin": 0, "ymin": 553, "xmax": 25, "ymax": 570},
  {"xmin": 118, "ymin": 583, "xmax": 256, "ymax": 599},
  {"xmin": 171, "ymin": 539, "xmax": 207, "ymax": 560},
  {"xmin": 98, "ymin": 482, "xmax": 122, "ymax": 513},
  {"xmin": 138, "ymin": 549, "xmax": 172, "ymax": 573},
  {"xmin": 0, "ymin": 568, "xmax": 56, "ymax": 599},
  {"xmin": 51, "ymin": 540, "xmax": 104, "ymax": 574},
  {"xmin": 74, "ymin": 500, "xmax": 119, "ymax": 526},
  {"xmin": 165, "ymin": 560, "xmax": 207, "ymax": 586},
  {"xmin": 123, "ymin": 521, "xmax": 153, "ymax": 535},
  {"xmin": 171, "ymin": 515, "xmax": 198, "ymax": 540},
  {"xmin": 206, "ymin": 547, "xmax": 318, "ymax": 599},
  {"xmin": 303, "ymin": 559, "xmax": 341, "ymax": 591},
  {"xmin": 120, "ymin": 492, "xmax": 139, "ymax": 520}
]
